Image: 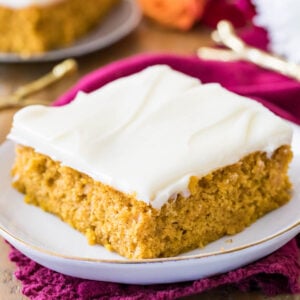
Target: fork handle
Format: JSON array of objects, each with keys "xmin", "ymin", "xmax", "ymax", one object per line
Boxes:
[{"xmin": 12, "ymin": 59, "xmax": 78, "ymax": 101}]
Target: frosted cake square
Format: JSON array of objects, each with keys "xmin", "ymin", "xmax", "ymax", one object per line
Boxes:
[
  {"xmin": 8, "ymin": 65, "xmax": 293, "ymax": 259},
  {"xmin": 0, "ymin": 0, "xmax": 119, "ymax": 54}
]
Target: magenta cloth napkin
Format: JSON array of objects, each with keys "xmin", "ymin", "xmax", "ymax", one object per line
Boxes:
[
  {"xmin": 9, "ymin": 239, "xmax": 300, "ymax": 299},
  {"xmin": 9, "ymin": 53, "xmax": 300, "ymax": 299}
]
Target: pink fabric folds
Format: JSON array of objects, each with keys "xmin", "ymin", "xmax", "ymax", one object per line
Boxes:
[
  {"xmin": 10, "ymin": 53, "xmax": 300, "ymax": 299},
  {"xmin": 8, "ymin": 239, "xmax": 300, "ymax": 299}
]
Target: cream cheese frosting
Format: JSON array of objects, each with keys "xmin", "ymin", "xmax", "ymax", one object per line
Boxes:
[
  {"xmin": 8, "ymin": 65, "xmax": 292, "ymax": 209},
  {"xmin": 0, "ymin": 0, "xmax": 63, "ymax": 9}
]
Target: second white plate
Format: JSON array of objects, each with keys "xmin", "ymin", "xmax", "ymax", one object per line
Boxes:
[{"xmin": 0, "ymin": 0, "xmax": 141, "ymax": 62}]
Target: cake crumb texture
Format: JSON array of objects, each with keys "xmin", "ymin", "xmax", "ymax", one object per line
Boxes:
[
  {"xmin": 0, "ymin": 0, "xmax": 119, "ymax": 54},
  {"xmin": 12, "ymin": 145, "xmax": 292, "ymax": 259}
]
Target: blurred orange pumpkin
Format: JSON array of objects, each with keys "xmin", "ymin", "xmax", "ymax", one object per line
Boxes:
[{"xmin": 137, "ymin": 0, "xmax": 207, "ymax": 30}]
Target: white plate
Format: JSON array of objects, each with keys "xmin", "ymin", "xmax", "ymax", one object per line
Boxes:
[
  {"xmin": 0, "ymin": 0, "xmax": 141, "ymax": 63},
  {"xmin": 0, "ymin": 124, "xmax": 300, "ymax": 285}
]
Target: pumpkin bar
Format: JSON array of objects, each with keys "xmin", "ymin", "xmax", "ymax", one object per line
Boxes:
[
  {"xmin": 8, "ymin": 65, "xmax": 293, "ymax": 259},
  {"xmin": 0, "ymin": 0, "xmax": 119, "ymax": 54}
]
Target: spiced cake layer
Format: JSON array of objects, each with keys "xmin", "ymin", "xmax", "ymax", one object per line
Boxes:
[
  {"xmin": 0, "ymin": 0, "xmax": 119, "ymax": 54},
  {"xmin": 8, "ymin": 65, "xmax": 293, "ymax": 259}
]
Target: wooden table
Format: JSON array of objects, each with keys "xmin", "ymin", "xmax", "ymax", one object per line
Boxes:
[{"xmin": 0, "ymin": 18, "xmax": 299, "ymax": 300}]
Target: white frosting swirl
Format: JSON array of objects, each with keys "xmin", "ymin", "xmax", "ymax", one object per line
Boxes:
[{"xmin": 8, "ymin": 65, "xmax": 292, "ymax": 209}]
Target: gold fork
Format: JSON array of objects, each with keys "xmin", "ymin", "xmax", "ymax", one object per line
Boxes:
[
  {"xmin": 197, "ymin": 20, "xmax": 300, "ymax": 81},
  {"xmin": 0, "ymin": 58, "xmax": 78, "ymax": 110}
]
